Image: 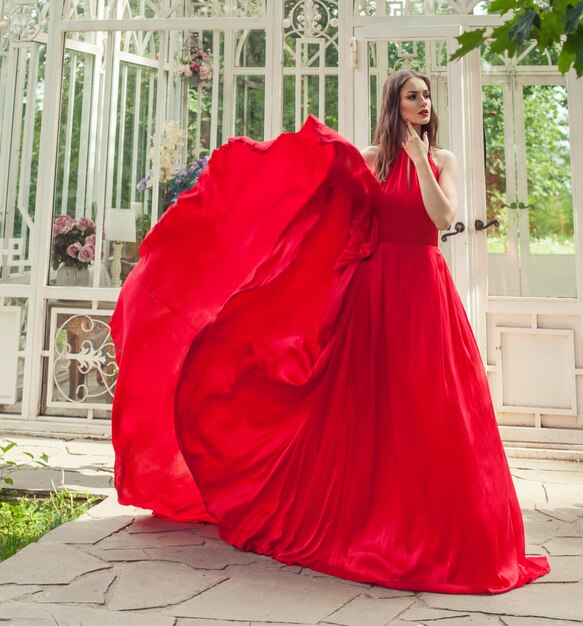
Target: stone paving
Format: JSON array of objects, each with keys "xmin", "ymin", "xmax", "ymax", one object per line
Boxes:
[{"xmin": 1, "ymin": 435, "xmax": 582, "ymax": 625}]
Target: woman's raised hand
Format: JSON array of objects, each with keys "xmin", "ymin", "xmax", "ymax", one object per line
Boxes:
[{"xmin": 401, "ymin": 120, "xmax": 429, "ymax": 165}]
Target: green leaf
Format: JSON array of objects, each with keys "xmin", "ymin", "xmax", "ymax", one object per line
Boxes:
[
  {"xmin": 575, "ymin": 31, "xmax": 583, "ymax": 75},
  {"xmin": 40, "ymin": 454, "xmax": 49, "ymax": 462},
  {"xmin": 509, "ymin": 8, "xmax": 542, "ymax": 43},
  {"xmin": 450, "ymin": 28, "xmax": 487, "ymax": 61},
  {"xmin": 565, "ymin": 2, "xmax": 583, "ymax": 32},
  {"xmin": 3, "ymin": 477, "xmax": 14, "ymax": 485},
  {"xmin": 1, "ymin": 442, "xmax": 16, "ymax": 453},
  {"xmin": 487, "ymin": 0, "xmax": 516, "ymax": 15},
  {"xmin": 538, "ymin": 11, "xmax": 567, "ymax": 46},
  {"xmin": 489, "ymin": 23, "xmax": 521, "ymax": 56},
  {"xmin": 558, "ymin": 48, "xmax": 574, "ymax": 73},
  {"xmin": 23, "ymin": 452, "xmax": 34, "ymax": 459}
]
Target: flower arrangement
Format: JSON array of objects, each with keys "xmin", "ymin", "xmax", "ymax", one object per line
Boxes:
[
  {"xmin": 163, "ymin": 157, "xmax": 209, "ymax": 205},
  {"xmin": 137, "ymin": 120, "xmax": 209, "ymax": 210},
  {"xmin": 177, "ymin": 34, "xmax": 212, "ymax": 90},
  {"xmin": 52, "ymin": 215, "xmax": 96, "ymax": 270},
  {"xmin": 139, "ymin": 120, "xmax": 186, "ymax": 187}
]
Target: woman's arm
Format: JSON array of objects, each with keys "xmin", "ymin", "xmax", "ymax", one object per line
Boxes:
[{"xmin": 402, "ymin": 121, "xmax": 458, "ymax": 230}]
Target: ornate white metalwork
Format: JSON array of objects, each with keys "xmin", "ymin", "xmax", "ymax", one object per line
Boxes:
[
  {"xmin": 4, "ymin": 0, "xmax": 49, "ymax": 43},
  {"xmin": 52, "ymin": 314, "xmax": 117, "ymax": 404},
  {"xmin": 283, "ymin": 0, "xmax": 338, "ymax": 37}
]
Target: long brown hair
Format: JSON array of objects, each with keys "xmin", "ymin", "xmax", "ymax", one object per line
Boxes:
[{"xmin": 373, "ymin": 69, "xmax": 439, "ymax": 183}]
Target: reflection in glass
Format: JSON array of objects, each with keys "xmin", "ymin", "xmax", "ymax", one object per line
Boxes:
[{"xmin": 482, "ymin": 43, "xmax": 577, "ymax": 298}]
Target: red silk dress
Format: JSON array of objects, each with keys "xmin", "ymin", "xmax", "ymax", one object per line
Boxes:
[{"xmin": 110, "ymin": 115, "xmax": 551, "ymax": 594}]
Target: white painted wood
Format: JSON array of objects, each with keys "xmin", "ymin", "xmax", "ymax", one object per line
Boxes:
[
  {"xmin": 495, "ymin": 327, "xmax": 578, "ymax": 415},
  {"xmin": 0, "ymin": 306, "xmax": 21, "ymax": 404}
]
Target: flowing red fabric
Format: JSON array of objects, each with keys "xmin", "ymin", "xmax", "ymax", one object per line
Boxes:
[{"xmin": 111, "ymin": 114, "xmax": 551, "ymax": 594}]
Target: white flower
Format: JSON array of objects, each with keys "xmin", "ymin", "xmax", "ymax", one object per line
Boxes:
[{"xmin": 149, "ymin": 120, "xmax": 186, "ymax": 184}]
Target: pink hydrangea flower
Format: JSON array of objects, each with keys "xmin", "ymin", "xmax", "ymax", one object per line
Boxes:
[
  {"xmin": 199, "ymin": 65, "xmax": 212, "ymax": 82},
  {"xmin": 54, "ymin": 214, "xmax": 76, "ymax": 235},
  {"xmin": 77, "ymin": 216, "xmax": 95, "ymax": 231},
  {"xmin": 67, "ymin": 242, "xmax": 82, "ymax": 258},
  {"xmin": 85, "ymin": 234, "xmax": 96, "ymax": 246},
  {"xmin": 78, "ymin": 244, "xmax": 94, "ymax": 263}
]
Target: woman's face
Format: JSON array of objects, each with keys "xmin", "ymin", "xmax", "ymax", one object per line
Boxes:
[{"xmin": 399, "ymin": 76, "xmax": 431, "ymax": 126}]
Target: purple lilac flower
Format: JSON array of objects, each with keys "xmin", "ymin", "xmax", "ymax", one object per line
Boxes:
[{"xmin": 137, "ymin": 173, "xmax": 151, "ymax": 191}]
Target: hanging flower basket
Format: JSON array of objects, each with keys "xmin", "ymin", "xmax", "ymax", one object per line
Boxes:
[{"xmin": 177, "ymin": 34, "xmax": 212, "ymax": 91}]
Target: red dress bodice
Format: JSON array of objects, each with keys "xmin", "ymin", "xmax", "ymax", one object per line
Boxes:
[{"xmin": 376, "ymin": 148, "xmax": 440, "ymax": 246}]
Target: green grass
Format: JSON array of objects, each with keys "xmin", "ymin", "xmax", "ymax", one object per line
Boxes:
[{"xmin": 0, "ymin": 489, "xmax": 100, "ymax": 562}]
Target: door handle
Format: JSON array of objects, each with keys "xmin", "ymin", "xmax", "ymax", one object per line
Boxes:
[
  {"xmin": 440, "ymin": 221, "xmax": 465, "ymax": 242},
  {"xmin": 475, "ymin": 219, "xmax": 500, "ymax": 231}
]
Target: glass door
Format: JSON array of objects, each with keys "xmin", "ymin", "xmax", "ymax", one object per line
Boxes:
[{"xmin": 481, "ymin": 44, "xmax": 578, "ymax": 299}]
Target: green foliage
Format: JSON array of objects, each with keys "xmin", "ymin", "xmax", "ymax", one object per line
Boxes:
[
  {"xmin": 0, "ymin": 489, "xmax": 99, "ymax": 562},
  {"xmin": 482, "ymin": 81, "xmax": 573, "ymax": 254},
  {"xmin": 0, "ymin": 441, "xmax": 49, "ymax": 488},
  {"xmin": 450, "ymin": 0, "xmax": 583, "ymax": 76},
  {"xmin": 0, "ymin": 439, "xmax": 99, "ymax": 561}
]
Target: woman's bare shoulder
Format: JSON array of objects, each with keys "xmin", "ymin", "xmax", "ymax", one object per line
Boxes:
[
  {"xmin": 430, "ymin": 147, "xmax": 457, "ymax": 172},
  {"xmin": 431, "ymin": 148, "xmax": 457, "ymax": 170},
  {"xmin": 361, "ymin": 145, "xmax": 380, "ymax": 172}
]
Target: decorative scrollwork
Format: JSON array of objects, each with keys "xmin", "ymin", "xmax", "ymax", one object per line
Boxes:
[
  {"xmin": 4, "ymin": 1, "xmax": 49, "ymax": 43},
  {"xmin": 52, "ymin": 314, "xmax": 117, "ymax": 404},
  {"xmin": 283, "ymin": 0, "xmax": 338, "ymax": 38}
]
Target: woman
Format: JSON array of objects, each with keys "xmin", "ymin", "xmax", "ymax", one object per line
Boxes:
[{"xmin": 111, "ymin": 69, "xmax": 551, "ymax": 594}]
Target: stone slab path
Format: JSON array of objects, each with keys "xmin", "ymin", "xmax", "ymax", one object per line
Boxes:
[{"xmin": 1, "ymin": 436, "xmax": 582, "ymax": 625}]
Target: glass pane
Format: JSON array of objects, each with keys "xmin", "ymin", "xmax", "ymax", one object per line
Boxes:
[
  {"xmin": 282, "ymin": 0, "xmax": 339, "ymax": 131},
  {"xmin": 482, "ymin": 41, "xmax": 577, "ymax": 298},
  {"xmin": 356, "ymin": 0, "xmax": 458, "ymax": 16},
  {"xmin": 51, "ymin": 48, "xmax": 103, "ymax": 288},
  {"xmin": 235, "ymin": 75, "xmax": 265, "ymax": 139},
  {"xmin": 521, "ymin": 83, "xmax": 576, "ymax": 297},
  {"xmin": 0, "ymin": 43, "xmax": 46, "ymax": 285},
  {"xmin": 482, "ymin": 84, "xmax": 509, "ymax": 255},
  {"xmin": 523, "ymin": 85, "xmax": 573, "ymax": 256},
  {"xmin": 191, "ymin": 0, "xmax": 266, "ymax": 17},
  {"xmin": 233, "ymin": 29, "xmax": 266, "ymax": 140}
]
